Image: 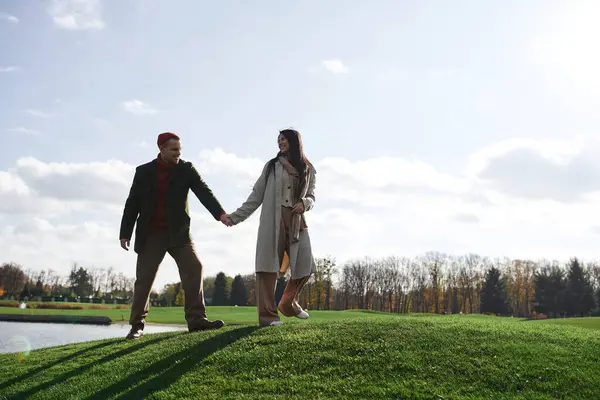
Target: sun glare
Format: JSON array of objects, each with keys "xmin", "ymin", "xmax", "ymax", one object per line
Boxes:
[{"xmin": 534, "ymin": 2, "xmax": 600, "ymax": 95}]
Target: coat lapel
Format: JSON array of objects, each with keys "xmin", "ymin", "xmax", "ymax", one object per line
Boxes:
[
  {"xmin": 275, "ymin": 160, "xmax": 283, "ymax": 197},
  {"xmin": 274, "ymin": 160, "xmax": 283, "ymax": 269},
  {"xmin": 148, "ymin": 159, "xmax": 158, "ymax": 193}
]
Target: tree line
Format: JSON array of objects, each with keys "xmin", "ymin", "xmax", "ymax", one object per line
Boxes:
[
  {"xmin": 324, "ymin": 253, "xmax": 600, "ymax": 317},
  {"xmin": 0, "ymin": 262, "xmax": 135, "ymax": 301},
  {"xmin": 2, "ymin": 252, "xmax": 600, "ymax": 318}
]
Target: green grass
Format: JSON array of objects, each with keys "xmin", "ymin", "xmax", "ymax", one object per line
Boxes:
[
  {"xmin": 0, "ymin": 304, "xmax": 411, "ymax": 325},
  {"xmin": 531, "ymin": 316, "xmax": 600, "ymax": 331},
  {"xmin": 1, "ymin": 314, "xmax": 600, "ymax": 399}
]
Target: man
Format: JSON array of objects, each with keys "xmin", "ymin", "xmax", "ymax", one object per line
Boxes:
[{"xmin": 119, "ymin": 132, "xmax": 232, "ymax": 339}]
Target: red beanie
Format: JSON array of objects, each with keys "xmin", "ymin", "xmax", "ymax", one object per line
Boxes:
[{"xmin": 157, "ymin": 132, "xmax": 180, "ymax": 147}]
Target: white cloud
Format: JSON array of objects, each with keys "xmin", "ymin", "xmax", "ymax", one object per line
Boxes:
[
  {"xmin": 0, "ymin": 66, "xmax": 19, "ymax": 72},
  {"xmin": 13, "ymin": 157, "xmax": 134, "ymax": 204},
  {"xmin": 0, "ymin": 172, "xmax": 28, "ymax": 196},
  {"xmin": 7, "ymin": 127, "xmax": 40, "ymax": 136},
  {"xmin": 0, "ymin": 12, "xmax": 19, "ymax": 24},
  {"xmin": 467, "ymin": 135, "xmax": 600, "ymax": 202},
  {"xmin": 121, "ymin": 99, "xmax": 157, "ymax": 115},
  {"xmin": 453, "ymin": 213, "xmax": 480, "ymax": 224},
  {"xmin": 22, "ymin": 109, "xmax": 53, "ymax": 118},
  {"xmin": 2, "ymin": 139, "xmax": 600, "ymax": 291},
  {"xmin": 197, "ymin": 148, "xmax": 265, "ymax": 186},
  {"xmin": 322, "ymin": 59, "xmax": 349, "ymax": 74},
  {"xmin": 47, "ymin": 0, "xmax": 104, "ymax": 30},
  {"xmin": 528, "ymin": 2, "xmax": 600, "ymax": 97},
  {"xmin": 0, "ymin": 171, "xmax": 78, "ymax": 215},
  {"xmin": 318, "ymin": 155, "xmax": 470, "ymax": 194}
]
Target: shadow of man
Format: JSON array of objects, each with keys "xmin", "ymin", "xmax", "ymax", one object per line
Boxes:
[
  {"xmin": 0, "ymin": 340, "xmax": 115, "ymax": 392},
  {"xmin": 7, "ymin": 333, "xmax": 181, "ymax": 399},
  {"xmin": 85, "ymin": 326, "xmax": 261, "ymax": 399}
]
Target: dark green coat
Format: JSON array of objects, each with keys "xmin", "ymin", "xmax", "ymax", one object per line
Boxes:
[{"xmin": 119, "ymin": 158, "xmax": 225, "ymax": 254}]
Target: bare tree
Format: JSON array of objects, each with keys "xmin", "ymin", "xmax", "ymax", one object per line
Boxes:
[
  {"xmin": 105, "ymin": 267, "xmax": 114, "ymax": 294},
  {"xmin": 458, "ymin": 254, "xmax": 485, "ymax": 313},
  {"xmin": 316, "ymin": 256, "xmax": 337, "ymax": 310},
  {"xmin": 0, "ymin": 262, "xmax": 27, "ymax": 297},
  {"xmin": 422, "ymin": 251, "xmax": 447, "ymax": 314}
]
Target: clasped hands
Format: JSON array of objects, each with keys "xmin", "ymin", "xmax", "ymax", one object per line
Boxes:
[
  {"xmin": 219, "ymin": 213, "xmax": 233, "ymax": 227},
  {"xmin": 219, "ymin": 201, "xmax": 304, "ymax": 228}
]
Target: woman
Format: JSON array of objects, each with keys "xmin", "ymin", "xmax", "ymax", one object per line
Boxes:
[{"xmin": 225, "ymin": 129, "xmax": 317, "ymax": 326}]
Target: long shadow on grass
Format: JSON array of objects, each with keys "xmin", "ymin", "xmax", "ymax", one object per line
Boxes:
[
  {"xmin": 8, "ymin": 333, "xmax": 181, "ymax": 399},
  {"xmin": 0, "ymin": 340, "xmax": 115, "ymax": 392},
  {"xmin": 85, "ymin": 326, "xmax": 260, "ymax": 400}
]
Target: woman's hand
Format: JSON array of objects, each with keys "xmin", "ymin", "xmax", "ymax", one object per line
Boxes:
[
  {"xmin": 291, "ymin": 201, "xmax": 304, "ymax": 213},
  {"xmin": 220, "ymin": 213, "xmax": 233, "ymax": 226}
]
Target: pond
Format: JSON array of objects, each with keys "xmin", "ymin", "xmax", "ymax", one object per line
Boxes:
[{"xmin": 0, "ymin": 321, "xmax": 186, "ymax": 354}]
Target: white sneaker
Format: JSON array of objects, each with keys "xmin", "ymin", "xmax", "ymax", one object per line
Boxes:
[
  {"xmin": 295, "ymin": 310, "xmax": 309, "ymax": 319},
  {"xmin": 269, "ymin": 320, "xmax": 284, "ymax": 326}
]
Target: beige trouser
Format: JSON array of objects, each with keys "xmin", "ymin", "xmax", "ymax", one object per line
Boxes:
[
  {"xmin": 129, "ymin": 231, "xmax": 207, "ymax": 328},
  {"xmin": 256, "ymin": 206, "xmax": 311, "ymax": 326}
]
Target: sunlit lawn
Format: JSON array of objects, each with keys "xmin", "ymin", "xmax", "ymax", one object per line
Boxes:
[{"xmin": 1, "ymin": 313, "xmax": 600, "ymax": 399}]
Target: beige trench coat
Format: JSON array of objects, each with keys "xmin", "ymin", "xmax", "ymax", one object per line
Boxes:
[{"xmin": 229, "ymin": 160, "xmax": 317, "ymax": 279}]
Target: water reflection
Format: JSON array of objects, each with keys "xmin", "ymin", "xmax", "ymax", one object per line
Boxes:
[{"xmin": 0, "ymin": 321, "xmax": 185, "ymax": 354}]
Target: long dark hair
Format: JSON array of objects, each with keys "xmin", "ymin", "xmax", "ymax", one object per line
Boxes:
[{"xmin": 266, "ymin": 129, "xmax": 312, "ymax": 180}]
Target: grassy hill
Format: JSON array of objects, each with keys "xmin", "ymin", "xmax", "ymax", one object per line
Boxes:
[{"xmin": 1, "ymin": 313, "xmax": 600, "ymax": 399}]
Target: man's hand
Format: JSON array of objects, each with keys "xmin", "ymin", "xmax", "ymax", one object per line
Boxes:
[
  {"xmin": 291, "ymin": 201, "xmax": 304, "ymax": 213},
  {"xmin": 220, "ymin": 213, "xmax": 233, "ymax": 227},
  {"xmin": 120, "ymin": 238, "xmax": 130, "ymax": 251}
]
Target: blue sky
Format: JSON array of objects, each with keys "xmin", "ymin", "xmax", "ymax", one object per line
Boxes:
[{"xmin": 2, "ymin": 0, "xmax": 600, "ymax": 291}]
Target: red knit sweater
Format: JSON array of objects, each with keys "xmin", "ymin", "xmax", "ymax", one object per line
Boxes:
[{"xmin": 149, "ymin": 155, "xmax": 175, "ymax": 231}]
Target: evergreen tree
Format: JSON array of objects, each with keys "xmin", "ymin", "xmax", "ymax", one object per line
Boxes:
[
  {"xmin": 230, "ymin": 274, "xmax": 249, "ymax": 306},
  {"xmin": 480, "ymin": 267, "xmax": 510, "ymax": 314},
  {"xmin": 212, "ymin": 272, "xmax": 229, "ymax": 306},
  {"xmin": 161, "ymin": 283, "xmax": 176, "ymax": 306},
  {"xmin": 20, "ymin": 283, "xmax": 31, "ymax": 300},
  {"xmin": 68, "ymin": 266, "xmax": 94, "ymax": 298},
  {"xmin": 450, "ymin": 287, "xmax": 460, "ymax": 314},
  {"xmin": 29, "ymin": 279, "xmax": 45, "ymax": 297},
  {"xmin": 565, "ymin": 258, "xmax": 596, "ymax": 317},
  {"xmin": 534, "ymin": 265, "xmax": 566, "ymax": 317}
]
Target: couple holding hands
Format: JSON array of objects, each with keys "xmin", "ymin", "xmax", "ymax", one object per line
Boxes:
[{"xmin": 119, "ymin": 129, "xmax": 317, "ymax": 339}]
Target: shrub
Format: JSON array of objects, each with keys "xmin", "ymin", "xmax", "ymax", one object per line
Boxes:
[
  {"xmin": 88, "ymin": 305, "xmax": 109, "ymax": 310},
  {"xmin": 115, "ymin": 305, "xmax": 130, "ymax": 309},
  {"xmin": 34, "ymin": 303, "xmax": 85, "ymax": 310},
  {"xmin": 530, "ymin": 311, "xmax": 548, "ymax": 320}
]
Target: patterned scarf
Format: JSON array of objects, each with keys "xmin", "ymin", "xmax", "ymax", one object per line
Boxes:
[{"xmin": 278, "ymin": 156, "xmax": 308, "ymax": 242}]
